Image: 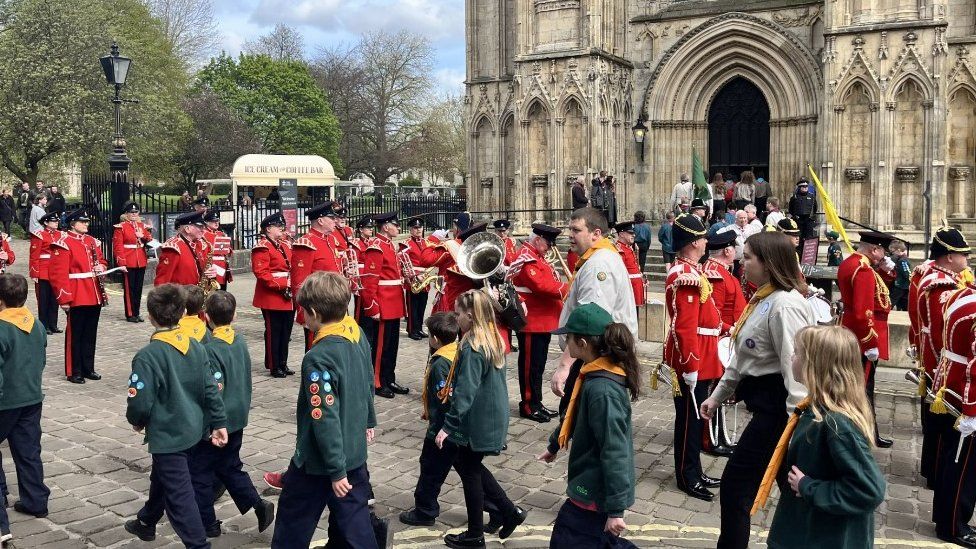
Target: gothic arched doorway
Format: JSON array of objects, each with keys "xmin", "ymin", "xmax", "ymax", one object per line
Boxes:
[{"xmin": 708, "ymin": 77, "xmax": 770, "ymax": 181}]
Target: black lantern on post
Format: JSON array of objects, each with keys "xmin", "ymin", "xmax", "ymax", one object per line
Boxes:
[
  {"xmin": 631, "ymin": 117, "xmax": 648, "ymax": 162},
  {"xmin": 99, "ymin": 42, "xmax": 136, "ymax": 243}
]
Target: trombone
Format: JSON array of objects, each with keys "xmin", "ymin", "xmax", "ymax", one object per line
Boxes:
[{"xmin": 544, "ymin": 246, "xmax": 571, "ymax": 279}]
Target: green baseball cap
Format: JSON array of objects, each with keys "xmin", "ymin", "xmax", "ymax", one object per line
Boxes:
[{"xmin": 553, "ymin": 303, "xmax": 613, "ymax": 336}]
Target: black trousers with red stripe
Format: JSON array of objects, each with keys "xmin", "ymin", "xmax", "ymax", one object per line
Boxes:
[
  {"xmin": 673, "ymin": 379, "xmax": 710, "ymax": 488},
  {"xmin": 34, "ymin": 280, "xmax": 59, "ymax": 331},
  {"xmin": 934, "ymin": 418, "xmax": 976, "ymax": 539},
  {"xmin": 406, "ymin": 290, "xmax": 428, "ymax": 336},
  {"xmin": 65, "ymin": 305, "xmax": 101, "ymax": 378},
  {"xmin": 516, "ymin": 332, "xmax": 551, "ymax": 414},
  {"xmin": 261, "ymin": 309, "xmax": 294, "ymax": 372},
  {"xmin": 361, "ymin": 317, "xmax": 400, "ymax": 388},
  {"xmin": 121, "ymin": 267, "xmax": 146, "ymax": 319},
  {"xmin": 863, "ymin": 357, "xmax": 882, "ymax": 442}
]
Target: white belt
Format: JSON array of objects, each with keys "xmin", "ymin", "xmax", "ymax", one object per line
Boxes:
[
  {"xmin": 697, "ymin": 327, "xmax": 720, "ymax": 336},
  {"xmin": 379, "ymin": 280, "xmax": 403, "ymax": 286},
  {"xmin": 944, "ymin": 350, "xmax": 969, "ymax": 364},
  {"xmin": 212, "ymin": 255, "xmax": 226, "ymax": 261},
  {"xmin": 272, "ymin": 272, "xmax": 289, "ymax": 278},
  {"xmin": 39, "ymin": 254, "xmax": 50, "ymax": 259},
  {"xmin": 628, "ymin": 273, "xmax": 642, "ymax": 279},
  {"xmin": 123, "ymin": 244, "xmax": 140, "ymax": 249},
  {"xmin": 921, "ymin": 327, "xmax": 931, "ymax": 334},
  {"xmin": 69, "ymin": 272, "xmax": 94, "ymax": 279},
  {"xmin": 514, "ymin": 286, "xmax": 531, "ymax": 294}
]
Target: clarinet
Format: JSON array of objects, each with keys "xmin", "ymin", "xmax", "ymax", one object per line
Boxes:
[{"xmin": 89, "ymin": 241, "xmax": 108, "ymax": 305}]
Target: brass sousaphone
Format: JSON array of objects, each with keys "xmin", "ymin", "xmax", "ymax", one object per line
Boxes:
[{"xmin": 455, "ymin": 231, "xmax": 527, "ymax": 331}]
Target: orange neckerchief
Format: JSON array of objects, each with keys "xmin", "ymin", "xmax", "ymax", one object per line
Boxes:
[
  {"xmin": 152, "ymin": 327, "xmax": 190, "ymax": 355},
  {"xmin": 312, "ymin": 315, "xmax": 360, "ymax": 345},
  {"xmin": 751, "ymin": 397, "xmax": 812, "ymax": 514},
  {"xmin": 557, "ymin": 356, "xmax": 628, "ymax": 449},
  {"xmin": 730, "ymin": 283, "xmax": 776, "ymax": 343},
  {"xmin": 0, "ymin": 307, "xmax": 35, "ymax": 333},
  {"xmin": 212, "ymin": 325, "xmax": 235, "ymax": 345},
  {"xmin": 179, "ymin": 315, "xmax": 207, "ymax": 342},
  {"xmin": 422, "ymin": 342, "xmax": 458, "ymax": 420},
  {"xmin": 568, "ymin": 238, "xmax": 617, "ymax": 287}
]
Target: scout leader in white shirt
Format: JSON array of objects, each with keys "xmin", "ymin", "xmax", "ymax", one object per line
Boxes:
[{"xmin": 550, "ymin": 208, "xmax": 637, "ymax": 403}]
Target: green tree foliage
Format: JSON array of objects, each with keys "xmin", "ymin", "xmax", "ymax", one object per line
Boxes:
[
  {"xmin": 0, "ymin": 0, "xmax": 188, "ymax": 184},
  {"xmin": 196, "ymin": 54, "xmax": 342, "ymax": 174}
]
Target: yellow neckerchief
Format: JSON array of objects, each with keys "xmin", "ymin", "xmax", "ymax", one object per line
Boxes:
[
  {"xmin": 730, "ymin": 283, "xmax": 776, "ymax": 343},
  {"xmin": 558, "ymin": 356, "xmax": 628, "ymax": 449},
  {"xmin": 179, "ymin": 315, "xmax": 207, "ymax": 342},
  {"xmin": 0, "ymin": 307, "xmax": 35, "ymax": 333},
  {"xmin": 152, "ymin": 327, "xmax": 190, "ymax": 355},
  {"xmin": 752, "ymin": 397, "xmax": 812, "ymax": 514},
  {"xmin": 312, "ymin": 315, "xmax": 361, "ymax": 345},
  {"xmin": 568, "ymin": 237, "xmax": 617, "ymax": 287},
  {"xmin": 422, "ymin": 341, "xmax": 459, "ymax": 420},
  {"xmin": 212, "ymin": 325, "xmax": 235, "ymax": 345}
]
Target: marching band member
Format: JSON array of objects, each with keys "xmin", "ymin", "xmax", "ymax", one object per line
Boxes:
[
  {"xmin": 113, "ymin": 202, "xmax": 152, "ymax": 322},
  {"xmin": 915, "ymin": 227, "xmax": 969, "ymax": 485},
  {"xmin": 0, "ymin": 232, "xmax": 12, "ymax": 273},
  {"xmin": 418, "ymin": 212, "xmax": 477, "ymax": 314},
  {"xmin": 48, "ymin": 209, "xmax": 108, "ymax": 384},
  {"xmin": 614, "ymin": 221, "xmax": 645, "ymax": 314},
  {"xmin": 252, "ymin": 213, "xmax": 295, "ymax": 378},
  {"xmin": 837, "ymin": 231, "xmax": 897, "ymax": 449},
  {"xmin": 154, "ymin": 212, "xmax": 212, "ymax": 287},
  {"xmin": 511, "ymin": 224, "xmax": 568, "ymax": 422},
  {"xmin": 352, "ymin": 215, "xmax": 374, "ymax": 324},
  {"xmin": 29, "ymin": 212, "xmax": 61, "ymax": 334},
  {"xmin": 404, "ymin": 217, "xmax": 431, "ymax": 341},
  {"xmin": 700, "ymin": 230, "xmax": 745, "ymax": 457},
  {"xmin": 291, "ymin": 202, "xmax": 343, "ymax": 349},
  {"xmin": 493, "ymin": 219, "xmax": 518, "ymax": 264},
  {"xmin": 203, "ymin": 211, "xmax": 233, "ymax": 291},
  {"xmin": 663, "ymin": 213, "xmax": 722, "ymax": 502},
  {"xmin": 360, "ymin": 212, "xmax": 409, "ymax": 399}
]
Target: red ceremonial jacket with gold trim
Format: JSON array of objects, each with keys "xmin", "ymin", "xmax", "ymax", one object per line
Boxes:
[
  {"xmin": 917, "ymin": 264, "xmax": 961, "ymax": 375},
  {"xmin": 933, "ymin": 286, "xmax": 976, "ymax": 416},
  {"xmin": 48, "ymin": 231, "xmax": 107, "ymax": 307},
  {"xmin": 664, "ymin": 257, "xmax": 723, "ymax": 380},
  {"xmin": 838, "ymin": 252, "xmax": 892, "ymax": 360}
]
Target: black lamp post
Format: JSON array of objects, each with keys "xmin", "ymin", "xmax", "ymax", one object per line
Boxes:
[
  {"xmin": 632, "ymin": 117, "xmax": 648, "ymax": 162},
  {"xmin": 99, "ymin": 42, "xmax": 136, "ymax": 241}
]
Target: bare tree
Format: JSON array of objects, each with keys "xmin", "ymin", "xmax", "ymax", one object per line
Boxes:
[
  {"xmin": 244, "ymin": 23, "xmax": 304, "ymax": 62},
  {"xmin": 415, "ymin": 93, "xmax": 465, "ymax": 184},
  {"xmin": 144, "ymin": 0, "xmax": 221, "ymax": 66},
  {"xmin": 311, "ymin": 44, "xmax": 369, "ymax": 179}
]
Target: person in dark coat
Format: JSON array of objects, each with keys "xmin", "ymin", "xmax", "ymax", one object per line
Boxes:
[
  {"xmin": 572, "ymin": 177, "xmax": 588, "ymax": 210},
  {"xmin": 0, "ymin": 189, "xmax": 14, "ymax": 236},
  {"xmin": 787, "ymin": 180, "xmax": 818, "ymax": 242},
  {"xmin": 46, "ymin": 186, "xmax": 65, "ymax": 216}
]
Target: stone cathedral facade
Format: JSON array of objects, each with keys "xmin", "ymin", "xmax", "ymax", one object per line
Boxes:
[{"xmin": 464, "ymin": 0, "xmax": 976, "ymax": 236}]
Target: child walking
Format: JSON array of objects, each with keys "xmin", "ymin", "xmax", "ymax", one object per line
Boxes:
[
  {"xmin": 179, "ymin": 285, "xmax": 212, "ymax": 344},
  {"xmin": 761, "ymin": 325, "xmax": 885, "ymax": 548},
  {"xmin": 189, "ymin": 290, "xmax": 274, "ymax": 537},
  {"xmin": 538, "ymin": 303, "xmax": 640, "ymax": 548},
  {"xmin": 434, "ymin": 290, "xmax": 526, "ymax": 548}
]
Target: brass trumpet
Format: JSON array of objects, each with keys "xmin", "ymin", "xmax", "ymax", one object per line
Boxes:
[{"xmin": 545, "ymin": 247, "xmax": 571, "ymax": 279}]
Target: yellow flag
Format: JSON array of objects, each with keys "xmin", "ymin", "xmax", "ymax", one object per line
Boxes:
[{"xmin": 807, "ymin": 164, "xmax": 853, "ymax": 253}]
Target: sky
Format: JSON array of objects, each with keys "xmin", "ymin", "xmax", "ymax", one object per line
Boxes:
[{"xmin": 211, "ymin": 0, "xmax": 466, "ymax": 94}]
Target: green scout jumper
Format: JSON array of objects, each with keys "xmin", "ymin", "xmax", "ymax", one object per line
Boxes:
[
  {"xmin": 424, "ymin": 352, "xmax": 453, "ymax": 440},
  {"xmin": 546, "ymin": 376, "xmax": 635, "ymax": 517},
  {"xmin": 126, "ymin": 330, "xmax": 227, "ymax": 454},
  {"xmin": 204, "ymin": 328, "xmax": 251, "ymax": 433},
  {"xmin": 0, "ymin": 308, "xmax": 46, "ymax": 411},
  {"xmin": 292, "ymin": 327, "xmax": 376, "ymax": 481},
  {"xmin": 442, "ymin": 342, "xmax": 508, "ymax": 454},
  {"xmin": 767, "ymin": 409, "xmax": 885, "ymax": 549}
]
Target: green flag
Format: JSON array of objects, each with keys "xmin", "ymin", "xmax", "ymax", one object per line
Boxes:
[{"xmin": 692, "ymin": 147, "xmax": 710, "ymax": 201}]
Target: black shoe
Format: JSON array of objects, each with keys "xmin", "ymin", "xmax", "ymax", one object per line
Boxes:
[
  {"xmin": 45, "ymin": 328, "xmax": 54, "ymax": 335},
  {"xmin": 83, "ymin": 372, "xmax": 101, "ymax": 381},
  {"xmin": 941, "ymin": 533, "xmax": 976, "ymax": 548},
  {"xmin": 255, "ymin": 499, "xmax": 275, "ymax": 532},
  {"xmin": 398, "ymin": 509, "xmax": 435, "ymax": 527},
  {"xmin": 540, "ymin": 405, "xmax": 559, "ymax": 419},
  {"xmin": 704, "ymin": 445, "xmax": 734, "ymax": 458},
  {"xmin": 700, "ymin": 474, "xmax": 721, "ymax": 488},
  {"xmin": 444, "ymin": 531, "xmax": 486, "ymax": 548},
  {"xmin": 498, "ymin": 506, "xmax": 527, "ymax": 539},
  {"xmin": 52, "ymin": 327, "xmax": 63, "ymax": 333},
  {"xmin": 375, "ymin": 387, "xmax": 395, "ymax": 399},
  {"xmin": 373, "ymin": 514, "xmax": 392, "ymax": 549},
  {"xmin": 126, "ymin": 316, "xmax": 139, "ymax": 323},
  {"xmin": 875, "ymin": 437, "xmax": 893, "ymax": 448},
  {"xmin": 408, "ymin": 333, "xmax": 423, "ymax": 341},
  {"xmin": 67, "ymin": 376, "xmax": 85, "ymax": 384},
  {"xmin": 13, "ymin": 501, "xmax": 47, "ymax": 518},
  {"xmin": 136, "ymin": 316, "xmax": 145, "ymax": 323},
  {"xmin": 519, "ymin": 409, "xmax": 550, "ymax": 423},
  {"xmin": 270, "ymin": 369, "xmax": 287, "ymax": 378},
  {"xmin": 124, "ymin": 519, "xmax": 156, "ymax": 541},
  {"xmin": 205, "ymin": 521, "xmax": 221, "ymax": 538},
  {"xmin": 484, "ymin": 513, "xmax": 503, "ymax": 535},
  {"xmin": 679, "ymin": 481, "xmax": 714, "ymax": 502},
  {"xmin": 388, "ymin": 382, "xmax": 409, "ymax": 395},
  {"xmin": 283, "ymin": 367, "xmax": 295, "ymax": 376},
  {"xmin": 418, "ymin": 331, "xmax": 429, "ymax": 338}
]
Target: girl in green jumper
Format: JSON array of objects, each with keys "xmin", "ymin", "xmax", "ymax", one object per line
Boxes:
[
  {"xmin": 766, "ymin": 325, "xmax": 885, "ymax": 548},
  {"xmin": 434, "ymin": 290, "xmax": 526, "ymax": 548},
  {"xmin": 539, "ymin": 303, "xmax": 641, "ymax": 549}
]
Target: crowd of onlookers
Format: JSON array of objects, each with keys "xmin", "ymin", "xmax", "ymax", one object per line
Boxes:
[
  {"xmin": 571, "ymin": 171, "xmax": 619, "ymax": 225},
  {"xmin": 0, "ymin": 181, "xmax": 66, "ymax": 236}
]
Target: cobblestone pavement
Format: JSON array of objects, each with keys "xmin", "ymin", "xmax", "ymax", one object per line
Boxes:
[{"xmin": 0, "ymin": 238, "xmax": 960, "ymax": 548}]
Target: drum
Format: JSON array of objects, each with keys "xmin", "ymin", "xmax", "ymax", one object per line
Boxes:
[
  {"xmin": 807, "ymin": 293, "xmax": 833, "ymax": 324},
  {"xmin": 717, "ymin": 336, "xmax": 735, "ymax": 368}
]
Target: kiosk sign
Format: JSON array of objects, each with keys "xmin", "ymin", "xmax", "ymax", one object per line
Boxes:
[{"xmin": 279, "ymin": 178, "xmax": 298, "ymax": 235}]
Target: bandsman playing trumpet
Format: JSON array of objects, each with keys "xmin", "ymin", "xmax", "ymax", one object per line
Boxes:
[
  {"xmin": 290, "ymin": 202, "xmax": 343, "ymax": 348},
  {"xmin": 203, "ymin": 210, "xmax": 233, "ymax": 292},
  {"xmin": 252, "ymin": 213, "xmax": 295, "ymax": 378},
  {"xmin": 360, "ymin": 212, "xmax": 409, "ymax": 399},
  {"xmin": 493, "ymin": 219, "xmax": 519, "ymax": 264},
  {"xmin": 352, "ymin": 215, "xmax": 374, "ymax": 323},
  {"xmin": 154, "ymin": 211, "xmax": 212, "ymax": 287},
  {"xmin": 113, "ymin": 201, "xmax": 153, "ymax": 322}
]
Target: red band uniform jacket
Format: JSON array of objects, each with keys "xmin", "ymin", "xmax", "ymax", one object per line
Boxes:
[
  {"xmin": 0, "ymin": 237, "xmax": 14, "ymax": 270},
  {"xmin": 252, "ymin": 236, "xmax": 293, "ymax": 311},
  {"xmin": 511, "ymin": 244, "xmax": 568, "ymax": 333},
  {"xmin": 616, "ymin": 241, "xmax": 645, "ymax": 307},
  {"xmin": 908, "ymin": 260, "xmax": 934, "ymax": 355},
  {"xmin": 934, "ymin": 287, "xmax": 976, "ymax": 417},
  {"xmin": 703, "ymin": 258, "xmax": 746, "ymax": 329},
  {"xmin": 154, "ymin": 235, "xmax": 207, "ymax": 286},
  {"xmin": 291, "ymin": 228, "xmax": 343, "ymax": 325},
  {"xmin": 112, "ymin": 221, "xmax": 152, "ymax": 269},
  {"xmin": 404, "ymin": 235, "xmax": 431, "ymax": 289},
  {"xmin": 359, "ymin": 235, "xmax": 406, "ymax": 320},
  {"xmin": 664, "ymin": 258, "xmax": 723, "ymax": 381},
  {"xmin": 418, "ymin": 237, "xmax": 474, "ymax": 314},
  {"xmin": 49, "ymin": 231, "xmax": 108, "ymax": 306},
  {"xmin": 838, "ymin": 252, "xmax": 893, "ymax": 360},
  {"xmin": 29, "ymin": 228, "xmax": 58, "ymax": 280},
  {"xmin": 917, "ymin": 265, "xmax": 962, "ymax": 376}
]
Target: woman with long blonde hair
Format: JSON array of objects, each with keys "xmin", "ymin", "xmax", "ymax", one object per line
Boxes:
[
  {"xmin": 434, "ymin": 290, "xmax": 525, "ymax": 547},
  {"xmin": 766, "ymin": 325, "xmax": 885, "ymax": 547}
]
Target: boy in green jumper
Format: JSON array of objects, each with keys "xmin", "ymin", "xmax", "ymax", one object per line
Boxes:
[
  {"xmin": 179, "ymin": 285, "xmax": 212, "ymax": 344},
  {"xmin": 0, "ymin": 274, "xmax": 51, "ymax": 544},
  {"xmin": 124, "ymin": 284, "xmax": 228, "ymax": 549},
  {"xmin": 189, "ymin": 291, "xmax": 274, "ymax": 538},
  {"xmin": 271, "ymin": 271, "xmax": 378, "ymax": 549}
]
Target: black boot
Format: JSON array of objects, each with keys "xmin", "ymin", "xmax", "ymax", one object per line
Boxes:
[{"xmin": 444, "ymin": 531, "xmax": 485, "ymax": 548}]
